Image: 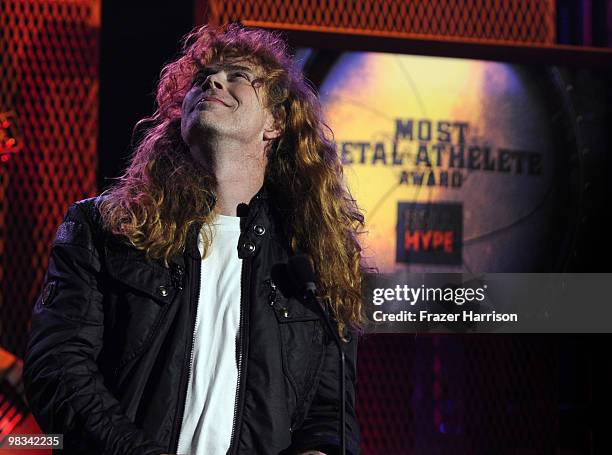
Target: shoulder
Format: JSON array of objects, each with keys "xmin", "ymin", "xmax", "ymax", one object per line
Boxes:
[
  {"xmin": 55, "ymin": 195, "xmax": 107, "ymax": 250},
  {"xmin": 69, "ymin": 195, "xmax": 105, "ymax": 221}
]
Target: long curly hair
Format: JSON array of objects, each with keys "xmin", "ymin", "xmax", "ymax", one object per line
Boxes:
[{"xmin": 99, "ymin": 24, "xmax": 365, "ymax": 332}]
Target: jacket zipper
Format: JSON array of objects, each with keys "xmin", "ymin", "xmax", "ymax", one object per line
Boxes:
[
  {"xmin": 227, "ymin": 257, "xmax": 251, "ymax": 454},
  {"xmin": 170, "ymin": 252, "xmax": 201, "ymax": 452}
]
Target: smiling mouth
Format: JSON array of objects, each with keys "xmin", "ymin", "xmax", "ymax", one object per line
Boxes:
[{"xmin": 196, "ymin": 97, "xmax": 229, "ymax": 109}]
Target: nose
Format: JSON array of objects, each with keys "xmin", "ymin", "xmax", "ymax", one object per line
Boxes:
[{"xmin": 203, "ymin": 72, "xmax": 224, "ymax": 90}]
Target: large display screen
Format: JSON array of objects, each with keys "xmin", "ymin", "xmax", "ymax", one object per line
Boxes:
[{"xmin": 302, "ymin": 50, "xmax": 603, "ymax": 273}]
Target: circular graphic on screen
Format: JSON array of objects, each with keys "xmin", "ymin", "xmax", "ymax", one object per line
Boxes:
[{"xmin": 319, "ymin": 52, "xmax": 573, "ymax": 273}]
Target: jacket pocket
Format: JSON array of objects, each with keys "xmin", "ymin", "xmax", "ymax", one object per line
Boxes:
[
  {"xmin": 273, "ymin": 295, "xmax": 325, "ymax": 425},
  {"xmin": 103, "ymin": 242, "xmax": 178, "ymax": 371}
]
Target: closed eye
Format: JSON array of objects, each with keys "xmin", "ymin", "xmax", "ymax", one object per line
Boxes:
[{"xmin": 229, "ymin": 71, "xmax": 251, "ymax": 81}]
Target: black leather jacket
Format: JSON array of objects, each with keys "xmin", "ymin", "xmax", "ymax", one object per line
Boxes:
[{"xmin": 23, "ymin": 191, "xmax": 360, "ymax": 454}]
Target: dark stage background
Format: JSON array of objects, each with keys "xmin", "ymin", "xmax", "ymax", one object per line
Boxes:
[{"xmin": 1, "ymin": 1, "xmax": 612, "ymax": 453}]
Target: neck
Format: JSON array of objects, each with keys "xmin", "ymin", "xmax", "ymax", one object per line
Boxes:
[
  {"xmin": 191, "ymin": 137, "xmax": 267, "ymax": 216},
  {"xmin": 215, "ymin": 165, "xmax": 265, "ymax": 216}
]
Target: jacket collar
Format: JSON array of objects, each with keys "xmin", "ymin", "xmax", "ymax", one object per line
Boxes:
[{"xmin": 183, "ymin": 183, "xmax": 276, "ymax": 261}]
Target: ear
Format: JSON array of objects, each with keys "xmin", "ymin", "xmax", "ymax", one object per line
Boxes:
[{"xmin": 263, "ymin": 111, "xmax": 282, "ymax": 141}]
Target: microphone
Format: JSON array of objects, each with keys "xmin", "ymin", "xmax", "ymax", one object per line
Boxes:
[
  {"xmin": 284, "ymin": 255, "xmax": 347, "ymax": 455},
  {"xmin": 287, "ymin": 255, "xmax": 317, "ymax": 299}
]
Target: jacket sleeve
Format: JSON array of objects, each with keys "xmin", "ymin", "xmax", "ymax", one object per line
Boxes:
[
  {"xmin": 289, "ymin": 329, "xmax": 360, "ymax": 455},
  {"xmin": 23, "ymin": 201, "xmax": 165, "ymax": 455}
]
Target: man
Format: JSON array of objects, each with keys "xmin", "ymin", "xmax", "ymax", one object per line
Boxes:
[{"xmin": 24, "ymin": 24, "xmax": 364, "ymax": 454}]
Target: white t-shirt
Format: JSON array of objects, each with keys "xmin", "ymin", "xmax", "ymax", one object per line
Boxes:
[{"xmin": 177, "ymin": 215, "xmax": 242, "ymax": 455}]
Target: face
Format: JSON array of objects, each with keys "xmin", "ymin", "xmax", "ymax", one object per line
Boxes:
[{"xmin": 180, "ymin": 59, "xmax": 280, "ymax": 150}]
